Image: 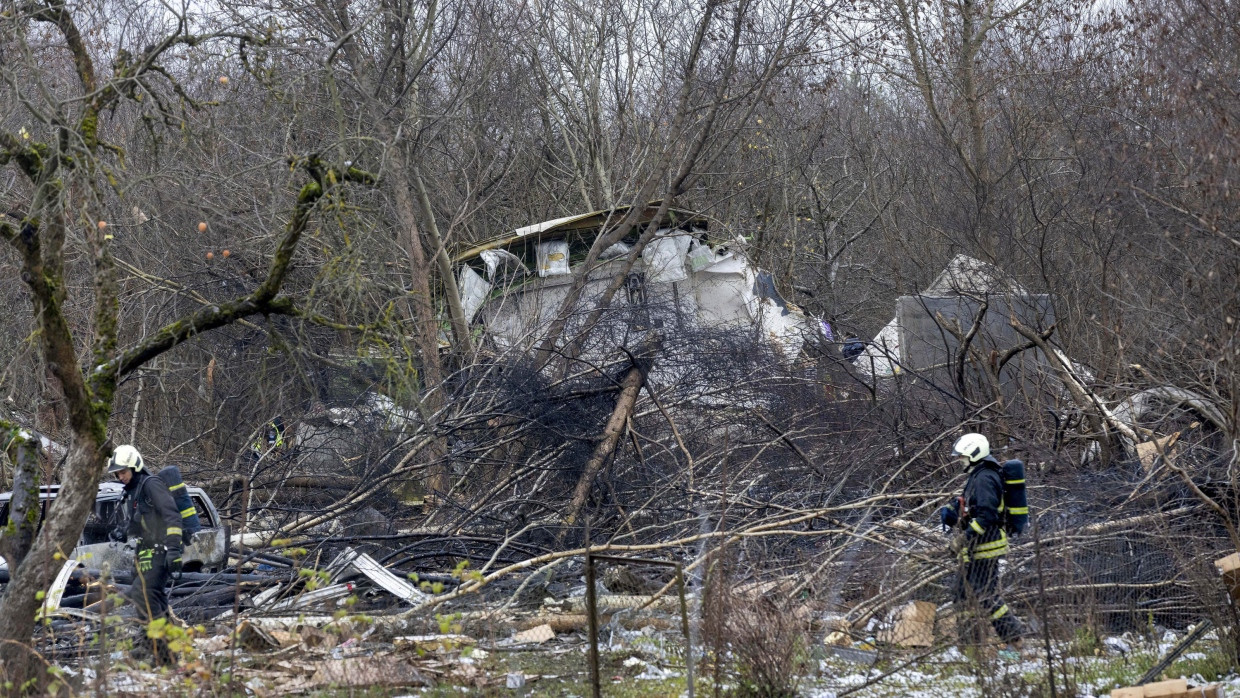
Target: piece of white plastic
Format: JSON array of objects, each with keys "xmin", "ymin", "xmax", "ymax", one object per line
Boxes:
[
  {"xmin": 479, "ymin": 249, "xmax": 528, "ymax": 280},
  {"xmin": 758, "ymin": 299, "xmax": 807, "ymax": 363},
  {"xmin": 536, "ymin": 240, "xmax": 570, "ymax": 277},
  {"xmin": 457, "ymin": 265, "xmax": 492, "ymax": 324},
  {"xmin": 600, "ymin": 241, "xmax": 632, "ymax": 260},
  {"xmin": 687, "ymin": 239, "xmax": 716, "ymax": 272},
  {"xmin": 641, "ymin": 230, "xmax": 690, "ymax": 283},
  {"xmin": 855, "ymin": 317, "xmax": 901, "ymax": 377},
  {"xmin": 699, "ymin": 254, "xmax": 746, "ymax": 275}
]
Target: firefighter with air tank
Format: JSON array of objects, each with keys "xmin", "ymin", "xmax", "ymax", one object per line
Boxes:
[
  {"xmin": 939, "ymin": 432, "xmax": 1028, "ymax": 653},
  {"xmin": 106, "ymin": 445, "xmax": 183, "ymax": 625}
]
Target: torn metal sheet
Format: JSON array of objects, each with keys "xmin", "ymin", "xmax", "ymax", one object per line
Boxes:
[
  {"xmin": 250, "ymin": 582, "xmax": 288, "ymax": 608},
  {"xmin": 338, "ymin": 546, "xmax": 428, "ymax": 605},
  {"xmin": 37, "ymin": 558, "xmax": 82, "ymax": 620},
  {"xmin": 45, "ymin": 607, "xmax": 101, "ymax": 623},
  {"xmin": 325, "ymin": 546, "xmax": 360, "ymax": 583},
  {"xmin": 600, "ymin": 241, "xmax": 631, "ymax": 260},
  {"xmin": 452, "ymin": 202, "xmax": 706, "ymax": 264},
  {"xmin": 854, "ymin": 317, "xmax": 901, "ymax": 378},
  {"xmin": 72, "ymin": 542, "xmax": 132, "ymax": 573}
]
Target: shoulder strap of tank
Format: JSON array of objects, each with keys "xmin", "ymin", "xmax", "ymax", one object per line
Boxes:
[{"xmin": 138, "ymin": 474, "xmax": 161, "ymax": 508}]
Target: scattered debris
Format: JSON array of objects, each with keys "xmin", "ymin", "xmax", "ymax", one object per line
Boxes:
[
  {"xmin": 311, "ymin": 657, "xmax": 430, "ymax": 688},
  {"xmin": 567, "ymin": 593, "xmax": 679, "ymax": 613},
  {"xmin": 1110, "ymin": 679, "xmax": 1224, "ymax": 698},
  {"xmin": 1136, "ymin": 433, "xmax": 1182, "ymax": 471},
  {"xmin": 267, "ymin": 582, "xmax": 357, "ymax": 613},
  {"xmin": 824, "ymin": 630, "xmax": 851, "ymax": 647},
  {"xmin": 1216, "ymin": 553, "xmax": 1240, "ymax": 602},
  {"xmin": 1136, "ymin": 620, "xmax": 1215, "ymax": 687},
  {"xmin": 1105, "ymin": 636, "xmax": 1133, "ymax": 656},
  {"xmin": 511, "ymin": 623, "xmax": 555, "ymax": 645},
  {"xmin": 334, "ymin": 547, "xmax": 428, "ymax": 605},
  {"xmin": 394, "ymin": 634, "xmax": 475, "ymax": 652},
  {"xmin": 37, "ymin": 558, "xmax": 82, "ymax": 620},
  {"xmin": 518, "ymin": 613, "xmax": 588, "ymax": 633},
  {"xmin": 194, "ymin": 634, "xmax": 231, "ymax": 653},
  {"xmin": 877, "ymin": 600, "xmax": 936, "ymax": 648},
  {"xmin": 236, "ymin": 620, "xmax": 281, "ymax": 652},
  {"xmin": 454, "ymin": 204, "xmax": 811, "ymax": 363}
]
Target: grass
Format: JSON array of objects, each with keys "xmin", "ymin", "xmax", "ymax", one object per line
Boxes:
[
  {"xmin": 1028, "ymin": 633, "xmax": 1234, "ymax": 697},
  {"xmin": 389, "ymin": 645, "xmax": 702, "ymax": 697}
]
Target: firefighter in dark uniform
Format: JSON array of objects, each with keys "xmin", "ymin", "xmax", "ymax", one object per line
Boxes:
[
  {"xmin": 940, "ymin": 433, "xmax": 1025, "ymax": 650},
  {"xmin": 107, "ymin": 445, "xmax": 183, "ymax": 625}
]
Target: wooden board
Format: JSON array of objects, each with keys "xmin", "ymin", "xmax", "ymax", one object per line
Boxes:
[
  {"xmin": 1215, "ymin": 552, "xmax": 1240, "ymax": 602},
  {"xmin": 877, "ymin": 600, "xmax": 936, "ymax": 648},
  {"xmin": 1143, "ymin": 680, "xmax": 1189, "ymax": 697},
  {"xmin": 1112, "ymin": 680, "xmax": 1225, "ymax": 698}
]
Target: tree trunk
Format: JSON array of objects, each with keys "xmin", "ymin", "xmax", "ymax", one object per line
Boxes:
[
  {"xmin": 564, "ymin": 347, "xmax": 656, "ymax": 526},
  {"xmin": 413, "ymin": 165, "xmax": 473, "ymax": 357},
  {"xmin": 0, "ymin": 427, "xmax": 40, "ymax": 571},
  {"xmin": 0, "ymin": 440, "xmax": 105, "ymax": 690},
  {"xmin": 958, "ymin": 0, "xmax": 996, "ymax": 262},
  {"xmin": 387, "ymin": 147, "xmax": 449, "ymax": 497}
]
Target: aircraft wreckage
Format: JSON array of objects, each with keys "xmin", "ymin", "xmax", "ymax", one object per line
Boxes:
[{"xmin": 450, "ymin": 203, "xmax": 811, "ymax": 363}]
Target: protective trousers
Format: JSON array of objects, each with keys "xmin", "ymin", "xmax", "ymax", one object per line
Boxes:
[
  {"xmin": 125, "ymin": 546, "xmax": 170, "ymax": 623},
  {"xmin": 953, "ymin": 557, "xmax": 1023, "ymax": 645}
]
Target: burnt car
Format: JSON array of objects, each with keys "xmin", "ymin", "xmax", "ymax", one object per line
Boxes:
[{"xmin": 0, "ymin": 480, "xmax": 230, "ymax": 576}]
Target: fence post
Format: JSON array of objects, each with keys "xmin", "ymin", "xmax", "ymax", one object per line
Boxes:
[
  {"xmin": 677, "ymin": 564, "xmax": 694, "ymax": 698},
  {"xmin": 586, "ymin": 543, "xmax": 600, "ymax": 698}
]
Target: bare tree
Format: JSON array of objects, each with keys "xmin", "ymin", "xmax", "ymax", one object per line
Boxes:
[{"xmin": 0, "ymin": 2, "xmax": 376, "ymax": 686}]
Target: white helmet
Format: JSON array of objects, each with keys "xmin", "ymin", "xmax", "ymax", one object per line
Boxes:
[
  {"xmin": 952, "ymin": 433, "xmax": 990, "ymax": 463},
  {"xmin": 107, "ymin": 444, "xmax": 146, "ymax": 473}
]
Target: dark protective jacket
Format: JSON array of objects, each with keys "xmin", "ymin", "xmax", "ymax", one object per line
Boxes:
[
  {"xmin": 842, "ymin": 339, "xmax": 865, "ymax": 362},
  {"xmin": 958, "ymin": 456, "xmax": 1008, "ymax": 561},
  {"xmin": 122, "ymin": 471, "xmax": 183, "ymax": 551}
]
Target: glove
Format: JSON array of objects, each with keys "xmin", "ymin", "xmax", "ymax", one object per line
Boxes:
[
  {"xmin": 108, "ymin": 527, "xmax": 127, "ymax": 543},
  {"xmin": 167, "ymin": 548, "xmax": 183, "ymax": 579},
  {"xmin": 939, "ymin": 505, "xmax": 959, "ymax": 530}
]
